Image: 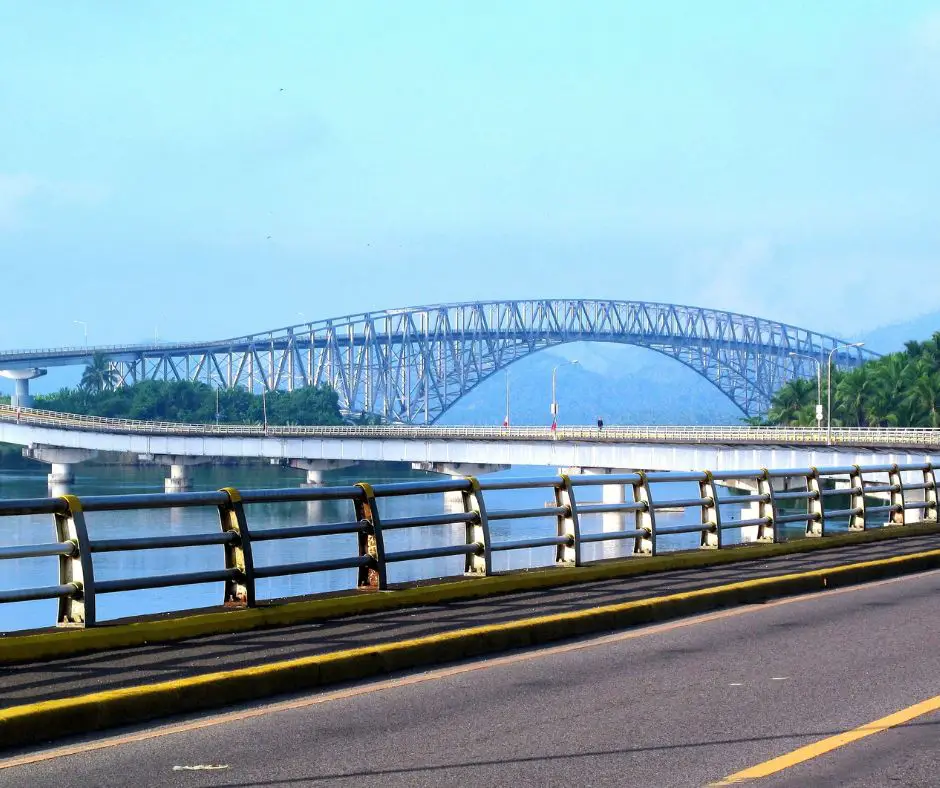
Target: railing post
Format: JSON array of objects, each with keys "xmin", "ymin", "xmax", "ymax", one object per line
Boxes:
[
  {"xmin": 634, "ymin": 471, "xmax": 656, "ymax": 556},
  {"xmin": 807, "ymin": 468, "xmax": 824, "ymax": 537},
  {"xmin": 923, "ymin": 463, "xmax": 938, "ymax": 523},
  {"xmin": 699, "ymin": 471, "xmax": 720, "ymax": 549},
  {"xmin": 888, "ymin": 464, "xmax": 906, "ymax": 525},
  {"xmin": 555, "ymin": 474, "xmax": 581, "ymax": 566},
  {"xmin": 55, "ymin": 494, "xmax": 95, "ymax": 627},
  {"xmin": 757, "ymin": 469, "xmax": 776, "ymax": 542},
  {"xmin": 848, "ymin": 465, "xmax": 867, "ymax": 531},
  {"xmin": 463, "ymin": 477, "xmax": 492, "ymax": 576},
  {"xmin": 354, "ymin": 482, "xmax": 387, "ymax": 589},
  {"xmin": 218, "ymin": 487, "xmax": 255, "ymax": 607}
]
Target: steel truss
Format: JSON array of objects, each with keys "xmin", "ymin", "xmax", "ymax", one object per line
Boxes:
[{"xmin": 100, "ymin": 300, "xmax": 875, "ymax": 422}]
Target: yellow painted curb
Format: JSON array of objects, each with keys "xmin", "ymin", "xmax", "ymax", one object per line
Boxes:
[
  {"xmin": 1, "ymin": 546, "xmax": 939, "ymax": 750},
  {"xmin": 2, "ymin": 522, "xmax": 939, "ymax": 666}
]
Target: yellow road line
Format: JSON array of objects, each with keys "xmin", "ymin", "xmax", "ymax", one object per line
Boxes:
[
  {"xmin": 713, "ymin": 694, "xmax": 940, "ymax": 785},
  {"xmin": 1, "ymin": 568, "xmax": 936, "ymax": 771}
]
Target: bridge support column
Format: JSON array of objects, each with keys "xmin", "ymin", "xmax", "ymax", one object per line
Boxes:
[
  {"xmin": 0, "ymin": 368, "xmax": 48, "ymax": 407},
  {"xmin": 142, "ymin": 455, "xmax": 213, "ymax": 492},
  {"xmin": 289, "ymin": 459, "xmax": 356, "ymax": 486},
  {"xmin": 413, "ymin": 462, "xmax": 510, "ymax": 507},
  {"xmin": 22, "ymin": 445, "xmax": 98, "ymax": 494}
]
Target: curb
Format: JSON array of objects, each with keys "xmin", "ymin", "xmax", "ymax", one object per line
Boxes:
[
  {"xmin": 2, "ymin": 546, "xmax": 940, "ymax": 751},
  {"xmin": 3, "ymin": 522, "xmax": 940, "ymax": 666}
]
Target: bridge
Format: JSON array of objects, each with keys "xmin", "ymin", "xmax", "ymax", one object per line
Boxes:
[
  {"xmin": 0, "ymin": 467, "xmax": 939, "ymax": 785},
  {"xmin": 3, "ymin": 405, "xmax": 940, "ymax": 493},
  {"xmin": 0, "ymin": 299, "xmax": 876, "ymax": 420}
]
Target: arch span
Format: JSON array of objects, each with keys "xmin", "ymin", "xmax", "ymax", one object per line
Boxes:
[{"xmin": 0, "ymin": 300, "xmax": 876, "ymax": 422}]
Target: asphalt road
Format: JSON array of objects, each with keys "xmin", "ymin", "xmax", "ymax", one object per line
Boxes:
[
  {"xmin": 2, "ymin": 567, "xmax": 938, "ymax": 787},
  {"xmin": 3, "ymin": 533, "xmax": 937, "ymax": 709}
]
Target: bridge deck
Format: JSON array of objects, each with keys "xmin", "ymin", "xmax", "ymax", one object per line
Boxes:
[{"xmin": 2, "ymin": 534, "xmax": 938, "ymax": 712}]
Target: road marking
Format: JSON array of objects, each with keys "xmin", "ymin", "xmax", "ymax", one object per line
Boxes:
[
  {"xmin": 729, "ymin": 683, "xmax": 744, "ymax": 687},
  {"xmin": 712, "ymin": 694, "xmax": 940, "ymax": 785},
  {"xmin": 2, "ymin": 568, "xmax": 935, "ymax": 772},
  {"xmin": 771, "ymin": 677, "xmax": 789, "ymax": 681},
  {"xmin": 172, "ymin": 764, "xmax": 229, "ymax": 771}
]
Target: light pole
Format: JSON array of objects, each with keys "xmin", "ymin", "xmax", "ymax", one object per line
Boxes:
[
  {"xmin": 503, "ymin": 369, "xmax": 511, "ymax": 428},
  {"xmin": 788, "ymin": 352, "xmax": 823, "ymax": 428},
  {"xmin": 827, "ymin": 342, "xmax": 865, "ymax": 444},
  {"xmin": 73, "ymin": 320, "xmax": 88, "ymax": 347},
  {"xmin": 551, "ymin": 359, "xmax": 580, "ymax": 430},
  {"xmin": 261, "ymin": 387, "xmax": 269, "ymax": 433}
]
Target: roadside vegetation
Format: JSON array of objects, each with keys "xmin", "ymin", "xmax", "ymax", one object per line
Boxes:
[
  {"xmin": 764, "ymin": 333, "xmax": 940, "ymax": 428},
  {"xmin": 20, "ymin": 354, "xmax": 345, "ymax": 426}
]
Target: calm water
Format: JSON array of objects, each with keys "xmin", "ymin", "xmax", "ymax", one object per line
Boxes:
[{"xmin": 0, "ymin": 463, "xmax": 819, "ymax": 632}]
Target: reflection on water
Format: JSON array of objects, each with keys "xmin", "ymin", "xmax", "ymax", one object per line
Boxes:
[{"xmin": 0, "ymin": 463, "xmax": 820, "ymax": 632}]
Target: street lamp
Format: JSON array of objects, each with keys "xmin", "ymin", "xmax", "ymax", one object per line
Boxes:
[
  {"xmin": 827, "ymin": 342, "xmax": 865, "ymax": 444},
  {"xmin": 503, "ymin": 369, "xmax": 511, "ymax": 428},
  {"xmin": 551, "ymin": 359, "xmax": 580, "ymax": 430},
  {"xmin": 73, "ymin": 320, "xmax": 88, "ymax": 347},
  {"xmin": 261, "ymin": 386, "xmax": 269, "ymax": 433},
  {"xmin": 788, "ymin": 352, "xmax": 823, "ymax": 428}
]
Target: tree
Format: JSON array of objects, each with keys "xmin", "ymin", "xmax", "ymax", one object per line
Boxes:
[{"xmin": 80, "ymin": 353, "xmax": 118, "ymax": 394}]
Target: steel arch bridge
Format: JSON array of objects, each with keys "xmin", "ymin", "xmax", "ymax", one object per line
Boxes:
[{"xmin": 0, "ymin": 300, "xmax": 876, "ymax": 422}]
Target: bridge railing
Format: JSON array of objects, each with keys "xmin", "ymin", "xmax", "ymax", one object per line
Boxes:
[
  {"xmin": 3, "ymin": 405, "xmax": 940, "ymax": 446},
  {"xmin": 0, "ymin": 463, "xmax": 936, "ymax": 631}
]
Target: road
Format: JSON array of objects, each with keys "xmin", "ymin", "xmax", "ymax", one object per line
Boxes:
[
  {"xmin": 3, "ymin": 534, "xmax": 936, "ymax": 709},
  {"xmin": 2, "ymin": 568, "xmax": 938, "ymax": 786}
]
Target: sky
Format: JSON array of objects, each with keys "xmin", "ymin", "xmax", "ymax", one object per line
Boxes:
[{"xmin": 1, "ymin": 1, "xmax": 938, "ymax": 353}]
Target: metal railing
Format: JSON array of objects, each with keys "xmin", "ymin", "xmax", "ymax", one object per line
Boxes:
[
  {"xmin": 3, "ymin": 405, "xmax": 940, "ymax": 447},
  {"xmin": 1, "ymin": 463, "xmax": 937, "ymax": 630}
]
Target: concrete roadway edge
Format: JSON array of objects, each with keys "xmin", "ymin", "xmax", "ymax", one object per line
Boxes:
[
  {"xmin": 0, "ymin": 530, "xmax": 939, "ymax": 750},
  {"xmin": 3, "ymin": 523, "xmax": 940, "ymax": 668}
]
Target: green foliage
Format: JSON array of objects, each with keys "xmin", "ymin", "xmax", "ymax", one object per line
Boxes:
[
  {"xmin": 34, "ymin": 381, "xmax": 344, "ymax": 426},
  {"xmin": 766, "ymin": 331, "xmax": 940, "ymax": 428},
  {"xmin": 80, "ymin": 352, "xmax": 118, "ymax": 394}
]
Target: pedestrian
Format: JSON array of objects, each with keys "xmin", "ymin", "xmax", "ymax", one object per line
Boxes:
[{"xmin": 597, "ymin": 416, "xmax": 603, "ymax": 430}]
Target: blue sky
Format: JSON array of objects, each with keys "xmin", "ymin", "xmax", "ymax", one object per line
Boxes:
[{"xmin": 1, "ymin": 1, "xmax": 938, "ymax": 352}]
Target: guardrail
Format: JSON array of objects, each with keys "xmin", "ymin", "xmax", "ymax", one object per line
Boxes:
[
  {"xmin": 3, "ymin": 405, "xmax": 940, "ymax": 447},
  {"xmin": 1, "ymin": 463, "xmax": 936, "ymax": 630}
]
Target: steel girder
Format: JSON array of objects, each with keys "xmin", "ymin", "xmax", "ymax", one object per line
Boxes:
[{"xmin": 102, "ymin": 300, "xmax": 875, "ymax": 423}]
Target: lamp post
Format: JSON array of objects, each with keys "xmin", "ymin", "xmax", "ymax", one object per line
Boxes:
[
  {"xmin": 73, "ymin": 320, "xmax": 88, "ymax": 347},
  {"xmin": 827, "ymin": 342, "xmax": 865, "ymax": 444},
  {"xmin": 503, "ymin": 369, "xmax": 511, "ymax": 428},
  {"xmin": 261, "ymin": 387, "xmax": 269, "ymax": 433},
  {"xmin": 788, "ymin": 352, "xmax": 823, "ymax": 428},
  {"xmin": 551, "ymin": 359, "xmax": 580, "ymax": 430}
]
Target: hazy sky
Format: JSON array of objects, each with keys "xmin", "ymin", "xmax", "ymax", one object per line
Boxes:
[{"xmin": 1, "ymin": 1, "xmax": 938, "ymax": 350}]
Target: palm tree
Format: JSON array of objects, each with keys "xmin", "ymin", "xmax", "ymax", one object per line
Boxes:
[
  {"xmin": 80, "ymin": 353, "xmax": 117, "ymax": 394},
  {"xmin": 767, "ymin": 378, "xmax": 815, "ymax": 425},
  {"xmin": 903, "ymin": 367, "xmax": 940, "ymax": 427},
  {"xmin": 835, "ymin": 368, "xmax": 879, "ymax": 427}
]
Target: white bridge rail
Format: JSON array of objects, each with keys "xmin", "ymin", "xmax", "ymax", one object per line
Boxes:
[{"xmin": 2, "ymin": 405, "xmax": 940, "ymax": 448}]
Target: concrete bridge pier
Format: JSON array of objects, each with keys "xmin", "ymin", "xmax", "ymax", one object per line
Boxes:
[
  {"xmin": 22, "ymin": 445, "xmax": 98, "ymax": 494},
  {"xmin": 0, "ymin": 368, "xmax": 47, "ymax": 407},
  {"xmin": 412, "ymin": 462, "xmax": 510, "ymax": 508},
  {"xmin": 141, "ymin": 455, "xmax": 213, "ymax": 492},
  {"xmin": 288, "ymin": 459, "xmax": 356, "ymax": 486}
]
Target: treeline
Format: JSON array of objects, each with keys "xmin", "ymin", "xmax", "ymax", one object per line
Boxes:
[
  {"xmin": 766, "ymin": 333, "xmax": 940, "ymax": 428},
  {"xmin": 33, "ymin": 380, "xmax": 345, "ymax": 426}
]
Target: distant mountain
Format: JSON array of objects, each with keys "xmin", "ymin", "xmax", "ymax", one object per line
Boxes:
[
  {"xmin": 438, "ymin": 343, "xmax": 742, "ymax": 426},
  {"xmin": 859, "ymin": 310, "xmax": 940, "ymax": 355}
]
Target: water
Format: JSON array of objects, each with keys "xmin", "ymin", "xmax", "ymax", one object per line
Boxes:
[{"xmin": 0, "ymin": 463, "xmax": 821, "ymax": 633}]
